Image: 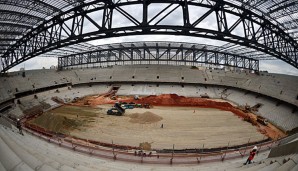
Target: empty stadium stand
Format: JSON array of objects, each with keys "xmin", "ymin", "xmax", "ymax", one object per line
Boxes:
[{"xmin": 0, "ymin": 65, "xmax": 298, "ymax": 170}]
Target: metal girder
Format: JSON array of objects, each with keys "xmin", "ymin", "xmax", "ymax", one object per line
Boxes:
[
  {"xmin": 0, "ymin": 10, "xmax": 44, "ymax": 26},
  {"xmin": 0, "ymin": 22, "xmax": 32, "ymax": 31},
  {"xmin": 281, "ymin": 19, "xmax": 298, "ymax": 30},
  {"xmin": 1, "ymin": 0, "xmax": 297, "ymax": 72},
  {"xmin": 0, "ymin": 31, "xmax": 24, "ymax": 36},
  {"xmin": 0, "ymin": 44, "xmax": 11, "ymax": 47},
  {"xmin": 61, "ymin": 0, "xmax": 84, "ymax": 6},
  {"xmin": 57, "ymin": 42, "xmax": 259, "ymax": 71},
  {"xmin": 0, "ymin": 38, "xmax": 17, "ymax": 41},
  {"xmin": 0, "ymin": 0, "xmax": 61, "ymax": 16},
  {"xmin": 268, "ymin": 0, "xmax": 298, "ymax": 18}
]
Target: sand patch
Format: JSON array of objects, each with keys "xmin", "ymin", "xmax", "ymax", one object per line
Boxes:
[{"xmin": 129, "ymin": 112, "xmax": 163, "ymax": 124}]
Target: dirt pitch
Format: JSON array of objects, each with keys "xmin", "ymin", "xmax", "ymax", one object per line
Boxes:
[
  {"xmin": 30, "ymin": 104, "xmax": 266, "ymax": 149},
  {"xmin": 28, "ymin": 94, "xmax": 286, "ymax": 150}
]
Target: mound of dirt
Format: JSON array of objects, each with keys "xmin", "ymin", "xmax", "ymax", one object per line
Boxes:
[
  {"xmin": 139, "ymin": 142, "xmax": 152, "ymax": 150},
  {"xmin": 129, "ymin": 112, "xmax": 163, "ymax": 124}
]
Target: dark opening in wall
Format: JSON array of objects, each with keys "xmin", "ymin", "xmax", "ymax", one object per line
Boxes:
[
  {"xmin": 34, "ymin": 95, "xmax": 38, "ymax": 99},
  {"xmin": 15, "ymin": 88, "xmax": 18, "ymax": 92},
  {"xmin": 156, "ymin": 84, "xmax": 159, "ymax": 87},
  {"xmin": 181, "ymin": 77, "xmax": 184, "ymax": 80},
  {"xmin": 112, "ymin": 87, "xmax": 120, "ymax": 91},
  {"xmin": 157, "ymin": 76, "xmax": 159, "ymax": 79},
  {"xmin": 276, "ymin": 101, "xmax": 282, "ymax": 106},
  {"xmin": 296, "ymin": 95, "xmax": 298, "ymax": 100},
  {"xmin": 131, "ymin": 84, "xmax": 134, "ymax": 86},
  {"xmin": 204, "ymin": 78, "xmax": 207, "ymax": 81},
  {"xmin": 181, "ymin": 84, "xmax": 184, "ymax": 88},
  {"xmin": 110, "ymin": 76, "xmax": 112, "ymax": 79},
  {"xmin": 132, "ymin": 76, "xmax": 135, "ymax": 79},
  {"xmin": 254, "ymin": 103, "xmax": 263, "ymax": 109}
]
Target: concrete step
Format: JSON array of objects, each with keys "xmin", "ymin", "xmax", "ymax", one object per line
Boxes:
[
  {"xmin": 0, "ymin": 161, "xmax": 7, "ymax": 171},
  {"xmin": 228, "ymin": 163, "xmax": 259, "ymax": 171},
  {"xmin": 0, "ymin": 127, "xmax": 98, "ymax": 170},
  {"xmin": 274, "ymin": 160, "xmax": 296, "ymax": 171},
  {"xmin": 289, "ymin": 164, "xmax": 298, "ymax": 171},
  {"xmin": 241, "ymin": 163, "xmax": 267, "ymax": 171},
  {"xmin": 0, "ymin": 135, "xmax": 28, "ymax": 171},
  {"xmin": 291, "ymin": 154, "xmax": 298, "ymax": 163},
  {"xmin": 264, "ymin": 156, "xmax": 284, "ymax": 165},
  {"xmin": 38, "ymin": 164, "xmax": 59, "ymax": 171},
  {"xmin": 0, "ymin": 117, "xmax": 12, "ymax": 129},
  {"xmin": 11, "ymin": 162, "xmax": 34, "ymax": 171},
  {"xmin": 259, "ymin": 162, "xmax": 281, "ymax": 171},
  {"xmin": 0, "ymin": 127, "xmax": 58, "ymax": 171}
]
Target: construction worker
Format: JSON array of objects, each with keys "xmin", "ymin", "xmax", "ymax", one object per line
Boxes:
[
  {"xmin": 16, "ymin": 119, "xmax": 23, "ymax": 135},
  {"xmin": 244, "ymin": 146, "xmax": 257, "ymax": 165}
]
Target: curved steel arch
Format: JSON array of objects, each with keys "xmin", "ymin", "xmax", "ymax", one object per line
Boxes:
[
  {"xmin": 57, "ymin": 41, "xmax": 259, "ymax": 71},
  {"xmin": 1, "ymin": 0, "xmax": 297, "ymax": 72}
]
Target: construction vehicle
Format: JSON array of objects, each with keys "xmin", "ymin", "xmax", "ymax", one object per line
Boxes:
[
  {"xmin": 143, "ymin": 103, "xmax": 151, "ymax": 109},
  {"xmin": 257, "ymin": 116, "xmax": 269, "ymax": 126},
  {"xmin": 124, "ymin": 104, "xmax": 134, "ymax": 109},
  {"xmin": 123, "ymin": 102, "xmax": 136, "ymax": 109},
  {"xmin": 135, "ymin": 104, "xmax": 142, "ymax": 108},
  {"xmin": 107, "ymin": 103, "xmax": 125, "ymax": 116}
]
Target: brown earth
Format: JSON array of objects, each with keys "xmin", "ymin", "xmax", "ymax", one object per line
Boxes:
[
  {"xmin": 68, "ymin": 94, "xmax": 286, "ymax": 140},
  {"xmin": 129, "ymin": 112, "xmax": 163, "ymax": 124}
]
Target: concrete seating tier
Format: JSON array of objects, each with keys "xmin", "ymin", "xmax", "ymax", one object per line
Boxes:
[{"xmin": 0, "ymin": 65, "xmax": 297, "ymax": 131}]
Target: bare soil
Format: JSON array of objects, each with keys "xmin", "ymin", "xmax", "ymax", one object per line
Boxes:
[
  {"xmin": 28, "ymin": 94, "xmax": 286, "ymax": 149},
  {"xmin": 129, "ymin": 112, "xmax": 163, "ymax": 124}
]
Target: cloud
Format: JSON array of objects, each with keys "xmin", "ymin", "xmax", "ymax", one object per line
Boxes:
[
  {"xmin": 259, "ymin": 60, "xmax": 298, "ymax": 76},
  {"xmin": 88, "ymin": 35, "xmax": 226, "ymax": 46},
  {"xmin": 9, "ymin": 57, "xmax": 57, "ymax": 71}
]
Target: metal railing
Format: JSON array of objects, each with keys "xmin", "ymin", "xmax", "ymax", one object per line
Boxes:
[{"xmin": 22, "ymin": 122, "xmax": 281, "ymax": 165}]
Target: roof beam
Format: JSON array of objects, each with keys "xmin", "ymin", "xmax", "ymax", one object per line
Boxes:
[
  {"xmin": 0, "ymin": 0, "xmax": 61, "ymax": 16},
  {"xmin": 0, "ymin": 10, "xmax": 43, "ymax": 26},
  {"xmin": 0, "ymin": 31, "xmax": 24, "ymax": 36},
  {"xmin": 0, "ymin": 38, "xmax": 18, "ymax": 41},
  {"xmin": 0, "ymin": 22, "xmax": 32, "ymax": 30}
]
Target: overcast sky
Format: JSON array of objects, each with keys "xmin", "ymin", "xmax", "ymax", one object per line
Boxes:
[{"xmin": 7, "ymin": 2, "xmax": 298, "ymax": 76}]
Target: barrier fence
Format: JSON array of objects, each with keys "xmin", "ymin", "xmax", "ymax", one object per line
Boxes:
[{"xmin": 23, "ymin": 122, "xmax": 281, "ymax": 165}]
